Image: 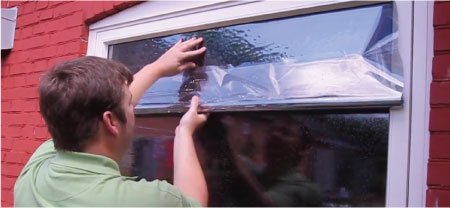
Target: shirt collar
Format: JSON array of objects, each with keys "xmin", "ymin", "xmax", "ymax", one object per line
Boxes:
[{"xmin": 51, "ymin": 150, "xmax": 121, "ymax": 176}]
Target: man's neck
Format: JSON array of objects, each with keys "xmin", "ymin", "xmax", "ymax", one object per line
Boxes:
[{"xmin": 83, "ymin": 138, "xmax": 121, "ymax": 164}]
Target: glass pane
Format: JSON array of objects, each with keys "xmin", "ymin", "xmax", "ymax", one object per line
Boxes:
[
  {"xmin": 109, "ymin": 3, "xmax": 402, "ymax": 113},
  {"xmin": 120, "ymin": 110, "xmax": 389, "ymax": 206}
]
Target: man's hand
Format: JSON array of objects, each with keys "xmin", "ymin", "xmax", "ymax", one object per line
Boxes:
[
  {"xmin": 129, "ymin": 38, "xmax": 206, "ymax": 106},
  {"xmin": 153, "ymin": 37, "xmax": 207, "ymax": 78},
  {"xmin": 177, "ymin": 96, "xmax": 209, "ymax": 136}
]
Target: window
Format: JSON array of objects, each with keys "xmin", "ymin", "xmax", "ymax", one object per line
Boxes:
[{"xmin": 88, "ymin": 1, "xmax": 432, "ymax": 206}]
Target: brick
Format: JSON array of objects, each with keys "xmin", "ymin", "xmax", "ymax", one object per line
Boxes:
[
  {"xmin": 26, "ymin": 72, "xmax": 43, "ymax": 86},
  {"xmin": 2, "ymin": 77, "xmax": 13, "ymax": 90},
  {"xmin": 8, "ymin": 1, "xmax": 24, "ymax": 7},
  {"xmin": 5, "ymin": 126, "xmax": 22, "ymax": 138},
  {"xmin": 1, "ymin": 177, "xmax": 17, "ymax": 190},
  {"xmin": 1, "ymin": 101, "xmax": 12, "ymax": 112},
  {"xmin": 48, "ymin": 54, "xmax": 81, "ymax": 68},
  {"xmin": 27, "ymin": 112, "xmax": 45, "ymax": 126},
  {"xmin": 22, "ymin": 1, "xmax": 36, "ymax": 15},
  {"xmin": 4, "ymin": 152, "xmax": 31, "ymax": 164},
  {"xmin": 430, "ymin": 108, "xmax": 450, "ymax": 131},
  {"xmin": 435, "ymin": 27, "xmax": 450, "ymax": 52},
  {"xmin": 434, "ymin": 2, "xmax": 450, "ymax": 26},
  {"xmin": 113, "ymin": 1, "xmax": 142, "ymax": 13},
  {"xmin": 13, "ymin": 39, "xmax": 27, "ymax": 51},
  {"xmin": 430, "ymin": 134, "xmax": 450, "ymax": 159},
  {"xmin": 9, "ymin": 63, "xmax": 29, "ymax": 75},
  {"xmin": 1, "ymin": 1, "xmax": 7, "ymax": 8},
  {"xmin": 1, "ymin": 202, "xmax": 13, "ymax": 207},
  {"xmin": 33, "ymin": 45, "xmax": 58, "ymax": 60},
  {"xmin": 103, "ymin": 1, "xmax": 115, "ymax": 12},
  {"xmin": 35, "ymin": 127, "xmax": 49, "ymax": 139},
  {"xmin": 22, "ymin": 125, "xmax": 35, "ymax": 138},
  {"xmin": 17, "ymin": 12, "xmax": 40, "ymax": 27},
  {"xmin": 2, "ymin": 88, "xmax": 21, "ymax": 100},
  {"xmin": 32, "ymin": 22, "xmax": 48, "ymax": 35},
  {"xmin": 2, "ymin": 163, "xmax": 24, "ymax": 177},
  {"xmin": 4, "ymin": 112, "xmax": 26, "ymax": 125},
  {"xmin": 30, "ymin": 59, "xmax": 48, "ymax": 72},
  {"xmin": 433, "ymin": 54, "xmax": 450, "ymax": 79},
  {"xmin": 7, "ymin": 51, "xmax": 30, "ymax": 64},
  {"xmin": 21, "ymin": 34, "xmax": 50, "ymax": 50},
  {"xmin": 39, "ymin": 9, "xmax": 53, "ymax": 21},
  {"xmin": 65, "ymin": 12, "xmax": 84, "ymax": 28},
  {"xmin": 12, "ymin": 75, "xmax": 27, "ymax": 88},
  {"xmin": 53, "ymin": 2, "xmax": 82, "ymax": 17},
  {"xmin": 1, "ymin": 189, "xmax": 14, "ymax": 205},
  {"xmin": 14, "ymin": 100, "xmax": 32, "ymax": 112},
  {"xmin": 22, "ymin": 99, "xmax": 39, "ymax": 112},
  {"xmin": 9, "ymin": 100, "xmax": 23, "ymax": 112},
  {"xmin": 20, "ymin": 26, "xmax": 34, "ymax": 39},
  {"xmin": 21, "ymin": 87, "xmax": 39, "ymax": 99},
  {"xmin": 14, "ymin": 28, "xmax": 22, "ymax": 41},
  {"xmin": 428, "ymin": 161, "xmax": 450, "ymax": 186},
  {"xmin": 84, "ymin": 1, "xmax": 105, "ymax": 21},
  {"xmin": 431, "ymin": 82, "xmax": 450, "ymax": 104},
  {"xmin": 12, "ymin": 139, "xmax": 44, "ymax": 153},
  {"xmin": 49, "ymin": 1, "xmax": 65, "ymax": 8},
  {"xmin": 1, "ymin": 137, "xmax": 14, "ymax": 150},
  {"xmin": 36, "ymin": 1, "xmax": 49, "ymax": 10},
  {"xmin": 57, "ymin": 41, "xmax": 82, "ymax": 55},
  {"xmin": 47, "ymin": 17, "xmax": 66, "ymax": 32},
  {"xmin": 426, "ymin": 189, "xmax": 450, "ymax": 207},
  {"xmin": 50, "ymin": 26, "xmax": 86, "ymax": 44}
]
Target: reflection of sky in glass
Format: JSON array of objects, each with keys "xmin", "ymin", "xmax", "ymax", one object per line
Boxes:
[{"xmin": 229, "ymin": 6, "xmax": 381, "ymax": 63}]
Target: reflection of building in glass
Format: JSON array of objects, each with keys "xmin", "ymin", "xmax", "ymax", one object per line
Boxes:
[{"xmin": 124, "ymin": 111, "xmax": 388, "ymax": 206}]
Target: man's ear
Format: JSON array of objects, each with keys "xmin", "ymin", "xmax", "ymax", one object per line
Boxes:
[{"xmin": 102, "ymin": 111, "xmax": 120, "ymax": 136}]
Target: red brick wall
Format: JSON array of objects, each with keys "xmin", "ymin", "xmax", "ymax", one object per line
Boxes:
[
  {"xmin": 0, "ymin": 1, "xmax": 141, "ymax": 206},
  {"xmin": 427, "ymin": 1, "xmax": 450, "ymax": 207}
]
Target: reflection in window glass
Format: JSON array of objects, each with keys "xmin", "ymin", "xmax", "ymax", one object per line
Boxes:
[
  {"xmin": 109, "ymin": 3, "xmax": 402, "ymax": 111},
  {"xmin": 121, "ymin": 111, "xmax": 388, "ymax": 207}
]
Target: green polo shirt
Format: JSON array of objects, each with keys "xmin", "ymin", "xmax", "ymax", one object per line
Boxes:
[{"xmin": 14, "ymin": 139, "xmax": 201, "ymax": 207}]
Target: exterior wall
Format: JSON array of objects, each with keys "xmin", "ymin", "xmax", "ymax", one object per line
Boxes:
[
  {"xmin": 427, "ymin": 1, "xmax": 450, "ymax": 207},
  {"xmin": 0, "ymin": 1, "xmax": 141, "ymax": 206}
]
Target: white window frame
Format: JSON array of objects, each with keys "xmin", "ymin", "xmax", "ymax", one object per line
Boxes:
[{"xmin": 86, "ymin": 1, "xmax": 433, "ymax": 206}]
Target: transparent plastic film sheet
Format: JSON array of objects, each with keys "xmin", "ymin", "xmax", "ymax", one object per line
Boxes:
[{"xmin": 109, "ymin": 3, "xmax": 403, "ymax": 113}]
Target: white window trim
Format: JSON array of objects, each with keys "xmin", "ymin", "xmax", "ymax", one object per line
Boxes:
[{"xmin": 87, "ymin": 1, "xmax": 432, "ymax": 206}]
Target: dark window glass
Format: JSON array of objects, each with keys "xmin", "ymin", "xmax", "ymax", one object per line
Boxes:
[
  {"xmin": 110, "ymin": 3, "xmax": 402, "ymax": 112},
  {"xmin": 110, "ymin": 3, "xmax": 393, "ymax": 207},
  {"xmin": 120, "ymin": 111, "xmax": 388, "ymax": 207}
]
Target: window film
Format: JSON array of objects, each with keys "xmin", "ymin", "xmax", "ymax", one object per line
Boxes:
[
  {"xmin": 121, "ymin": 111, "xmax": 388, "ymax": 206},
  {"xmin": 109, "ymin": 3, "xmax": 402, "ymax": 113}
]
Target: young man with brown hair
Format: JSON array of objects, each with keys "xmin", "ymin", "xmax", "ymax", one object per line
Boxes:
[{"xmin": 14, "ymin": 37, "xmax": 209, "ymax": 207}]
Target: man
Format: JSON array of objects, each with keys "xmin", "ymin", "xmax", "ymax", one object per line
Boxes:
[{"xmin": 14, "ymin": 37, "xmax": 209, "ymax": 207}]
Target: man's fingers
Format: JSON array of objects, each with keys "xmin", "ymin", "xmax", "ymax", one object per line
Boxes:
[
  {"xmin": 197, "ymin": 113, "xmax": 209, "ymax": 123},
  {"xmin": 179, "ymin": 62, "xmax": 196, "ymax": 71},
  {"xmin": 180, "ymin": 37, "xmax": 203, "ymax": 52},
  {"xmin": 182, "ymin": 47, "xmax": 207, "ymax": 60},
  {"xmin": 189, "ymin": 95, "xmax": 199, "ymax": 113},
  {"xmin": 174, "ymin": 39, "xmax": 183, "ymax": 47}
]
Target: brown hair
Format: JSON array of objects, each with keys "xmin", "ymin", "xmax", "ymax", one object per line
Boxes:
[{"xmin": 39, "ymin": 56, "xmax": 133, "ymax": 152}]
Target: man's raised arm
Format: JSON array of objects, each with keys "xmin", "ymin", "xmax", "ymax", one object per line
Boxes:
[{"xmin": 174, "ymin": 96, "xmax": 209, "ymax": 206}]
